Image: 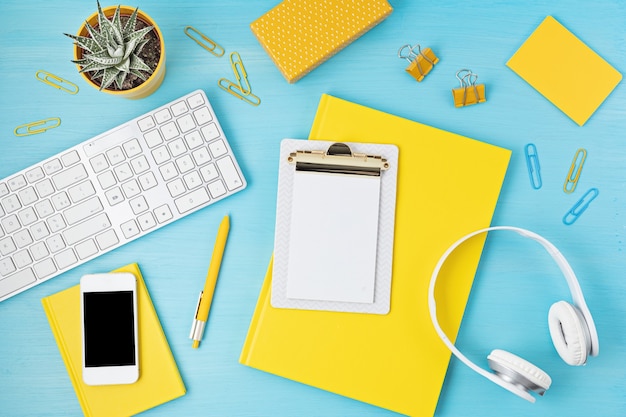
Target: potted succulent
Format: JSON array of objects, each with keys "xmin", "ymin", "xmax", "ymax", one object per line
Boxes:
[{"xmin": 65, "ymin": 1, "xmax": 166, "ymax": 99}]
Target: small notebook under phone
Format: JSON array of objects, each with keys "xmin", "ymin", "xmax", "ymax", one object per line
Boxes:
[{"xmin": 271, "ymin": 139, "xmax": 398, "ymax": 314}]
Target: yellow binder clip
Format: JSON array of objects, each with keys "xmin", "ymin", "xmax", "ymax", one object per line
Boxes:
[
  {"xmin": 563, "ymin": 148, "xmax": 587, "ymax": 193},
  {"xmin": 35, "ymin": 70, "xmax": 79, "ymax": 94},
  {"xmin": 218, "ymin": 52, "xmax": 261, "ymax": 106},
  {"xmin": 14, "ymin": 118, "xmax": 61, "ymax": 137},
  {"xmin": 184, "ymin": 26, "xmax": 225, "ymax": 57},
  {"xmin": 452, "ymin": 69, "xmax": 486, "ymax": 107},
  {"xmin": 398, "ymin": 44, "xmax": 439, "ymax": 82}
]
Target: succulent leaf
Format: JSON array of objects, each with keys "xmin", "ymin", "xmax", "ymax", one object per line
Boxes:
[{"xmin": 65, "ymin": 2, "xmax": 156, "ymax": 91}]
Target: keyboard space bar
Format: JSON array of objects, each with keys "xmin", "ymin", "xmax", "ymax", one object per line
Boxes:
[{"xmin": 63, "ymin": 213, "xmax": 112, "ymax": 245}]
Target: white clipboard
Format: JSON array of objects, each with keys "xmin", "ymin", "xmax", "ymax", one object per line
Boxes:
[{"xmin": 271, "ymin": 139, "xmax": 398, "ymax": 314}]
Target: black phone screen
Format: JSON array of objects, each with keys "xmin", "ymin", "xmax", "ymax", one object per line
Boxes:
[{"xmin": 83, "ymin": 291, "xmax": 136, "ymax": 367}]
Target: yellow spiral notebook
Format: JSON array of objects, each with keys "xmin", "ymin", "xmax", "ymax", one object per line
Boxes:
[
  {"xmin": 42, "ymin": 263, "xmax": 186, "ymax": 417},
  {"xmin": 240, "ymin": 95, "xmax": 511, "ymax": 416},
  {"xmin": 250, "ymin": 0, "xmax": 393, "ymax": 83}
]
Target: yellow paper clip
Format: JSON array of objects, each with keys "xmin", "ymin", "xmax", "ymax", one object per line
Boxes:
[
  {"xmin": 563, "ymin": 148, "xmax": 587, "ymax": 193},
  {"xmin": 398, "ymin": 44, "xmax": 439, "ymax": 82},
  {"xmin": 14, "ymin": 118, "xmax": 61, "ymax": 137},
  {"xmin": 35, "ymin": 70, "xmax": 79, "ymax": 94},
  {"xmin": 218, "ymin": 79, "xmax": 261, "ymax": 106},
  {"xmin": 452, "ymin": 69, "xmax": 486, "ymax": 107},
  {"xmin": 218, "ymin": 52, "xmax": 261, "ymax": 106},
  {"xmin": 563, "ymin": 188, "xmax": 599, "ymax": 225},
  {"xmin": 184, "ymin": 26, "xmax": 225, "ymax": 57}
]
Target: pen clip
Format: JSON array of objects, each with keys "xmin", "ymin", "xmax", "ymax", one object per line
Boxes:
[{"xmin": 189, "ymin": 291, "xmax": 206, "ymax": 340}]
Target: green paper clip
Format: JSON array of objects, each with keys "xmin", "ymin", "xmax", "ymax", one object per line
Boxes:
[
  {"xmin": 564, "ymin": 148, "xmax": 587, "ymax": 193},
  {"xmin": 563, "ymin": 188, "xmax": 599, "ymax": 225},
  {"xmin": 35, "ymin": 70, "xmax": 79, "ymax": 94},
  {"xmin": 184, "ymin": 26, "xmax": 225, "ymax": 57},
  {"xmin": 14, "ymin": 118, "xmax": 61, "ymax": 136}
]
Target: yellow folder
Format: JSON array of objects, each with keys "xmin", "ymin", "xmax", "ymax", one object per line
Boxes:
[
  {"xmin": 250, "ymin": 0, "xmax": 393, "ymax": 83},
  {"xmin": 506, "ymin": 16, "xmax": 622, "ymax": 126},
  {"xmin": 42, "ymin": 263, "xmax": 186, "ymax": 417},
  {"xmin": 240, "ymin": 95, "xmax": 511, "ymax": 416}
]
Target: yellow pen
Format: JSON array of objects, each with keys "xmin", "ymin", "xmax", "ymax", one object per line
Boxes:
[{"xmin": 190, "ymin": 215, "xmax": 230, "ymax": 348}]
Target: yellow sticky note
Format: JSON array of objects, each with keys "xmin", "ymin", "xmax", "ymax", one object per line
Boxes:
[{"xmin": 507, "ymin": 16, "xmax": 621, "ymax": 126}]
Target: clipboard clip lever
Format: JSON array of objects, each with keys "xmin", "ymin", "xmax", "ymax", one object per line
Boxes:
[{"xmin": 288, "ymin": 143, "xmax": 390, "ymax": 176}]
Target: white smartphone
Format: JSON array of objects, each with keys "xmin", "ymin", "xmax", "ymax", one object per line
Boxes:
[{"xmin": 80, "ymin": 272, "xmax": 139, "ymax": 386}]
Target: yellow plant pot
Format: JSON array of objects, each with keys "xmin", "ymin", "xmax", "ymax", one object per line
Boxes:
[{"xmin": 73, "ymin": 5, "xmax": 166, "ymax": 99}]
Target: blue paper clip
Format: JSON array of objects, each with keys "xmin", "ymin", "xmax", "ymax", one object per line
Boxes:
[
  {"xmin": 562, "ymin": 188, "xmax": 599, "ymax": 225},
  {"xmin": 563, "ymin": 148, "xmax": 587, "ymax": 194},
  {"xmin": 524, "ymin": 143, "xmax": 542, "ymax": 189}
]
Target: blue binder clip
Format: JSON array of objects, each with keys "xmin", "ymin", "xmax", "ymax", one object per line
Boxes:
[
  {"xmin": 563, "ymin": 188, "xmax": 599, "ymax": 225},
  {"xmin": 524, "ymin": 143, "xmax": 542, "ymax": 189}
]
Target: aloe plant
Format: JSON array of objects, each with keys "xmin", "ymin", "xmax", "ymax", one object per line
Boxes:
[{"xmin": 65, "ymin": 2, "xmax": 155, "ymax": 90}]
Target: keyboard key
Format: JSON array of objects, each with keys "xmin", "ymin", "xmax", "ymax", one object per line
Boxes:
[
  {"xmin": 105, "ymin": 187, "xmax": 124, "ymax": 206},
  {"xmin": 208, "ymin": 180, "xmax": 227, "ymax": 198},
  {"xmin": 168, "ymin": 138, "xmax": 187, "ymax": 157},
  {"xmin": 138, "ymin": 172, "xmax": 158, "ymax": 191},
  {"xmin": 193, "ymin": 107, "xmax": 213, "ymax": 125},
  {"xmin": 200, "ymin": 163, "xmax": 219, "ymax": 182},
  {"xmin": 123, "ymin": 138, "xmax": 142, "ymax": 157},
  {"xmin": 120, "ymin": 219, "xmax": 140, "ymax": 239},
  {"xmin": 192, "ymin": 147, "xmax": 211, "ymax": 166},
  {"xmin": 144, "ymin": 130, "xmax": 163, "ymax": 148},
  {"xmin": 114, "ymin": 162, "xmax": 133, "ymax": 182},
  {"xmin": 35, "ymin": 178, "xmax": 55, "ymax": 197},
  {"xmin": 175, "ymin": 188, "xmax": 211, "ymax": 214},
  {"xmin": 8, "ymin": 175, "xmax": 27, "ymax": 191},
  {"xmin": 159, "ymin": 162, "xmax": 178, "ymax": 181},
  {"xmin": 187, "ymin": 93, "xmax": 205, "ymax": 109},
  {"xmin": 75, "ymin": 239, "xmax": 98, "ymax": 260},
  {"xmin": 121, "ymin": 179, "xmax": 141, "ymax": 198},
  {"xmin": 183, "ymin": 171, "xmax": 202, "ymax": 189},
  {"xmin": 51, "ymin": 192, "xmax": 71, "ymax": 211},
  {"xmin": 18, "ymin": 207, "xmax": 37, "ymax": 227},
  {"xmin": 26, "ymin": 167, "xmax": 45, "ymax": 183},
  {"xmin": 43, "ymin": 159, "xmax": 63, "ymax": 175},
  {"xmin": 161, "ymin": 121, "xmax": 180, "ymax": 140},
  {"xmin": 64, "ymin": 196, "xmax": 103, "ymax": 225},
  {"xmin": 154, "ymin": 204, "xmax": 173, "ymax": 223},
  {"xmin": 0, "ymin": 183, "xmax": 8, "ymax": 197},
  {"xmin": 47, "ymin": 214, "xmax": 66, "ymax": 233},
  {"xmin": 130, "ymin": 196, "xmax": 148, "ymax": 215},
  {"xmin": 184, "ymin": 131, "xmax": 204, "ymax": 150},
  {"xmin": 68, "ymin": 180, "xmax": 96, "ymax": 203},
  {"xmin": 61, "ymin": 151, "xmax": 80, "ymax": 167},
  {"xmin": 2, "ymin": 214, "xmax": 21, "ymax": 234},
  {"xmin": 34, "ymin": 199, "xmax": 54, "ymax": 218},
  {"xmin": 30, "ymin": 221, "xmax": 50, "ymax": 241},
  {"xmin": 63, "ymin": 213, "xmax": 111, "ymax": 246},
  {"xmin": 14, "ymin": 229, "xmax": 33, "ymax": 248},
  {"xmin": 55, "ymin": 248, "xmax": 77, "ymax": 269},
  {"xmin": 89, "ymin": 154, "xmax": 109, "ymax": 173},
  {"xmin": 52, "ymin": 164, "xmax": 88, "ymax": 189},
  {"xmin": 13, "ymin": 250, "xmax": 33, "ymax": 268},
  {"xmin": 18, "ymin": 187, "xmax": 38, "ymax": 206},
  {"xmin": 2, "ymin": 194, "xmax": 22, "ymax": 213},
  {"xmin": 152, "ymin": 146, "xmax": 171, "ymax": 164},
  {"xmin": 34, "ymin": 258, "xmax": 57, "ymax": 279},
  {"xmin": 0, "ymin": 269, "xmax": 36, "ymax": 296},
  {"xmin": 0, "ymin": 236, "xmax": 17, "ymax": 256},
  {"xmin": 30, "ymin": 242, "xmax": 49, "ymax": 261},
  {"xmin": 167, "ymin": 178, "xmax": 186, "ymax": 198},
  {"xmin": 46, "ymin": 234, "xmax": 66, "ymax": 253},
  {"xmin": 177, "ymin": 114, "xmax": 195, "ymax": 133},
  {"xmin": 130, "ymin": 155, "xmax": 150, "ymax": 174},
  {"xmin": 154, "ymin": 108, "xmax": 172, "ymax": 124},
  {"xmin": 137, "ymin": 212, "xmax": 157, "ymax": 231},
  {"xmin": 0, "ymin": 257, "xmax": 16, "ymax": 276},
  {"xmin": 97, "ymin": 171, "xmax": 117, "ymax": 189},
  {"xmin": 176, "ymin": 154, "xmax": 195, "ymax": 174},
  {"xmin": 95, "ymin": 229, "xmax": 119, "ymax": 250},
  {"xmin": 105, "ymin": 146, "xmax": 126, "ymax": 165},
  {"xmin": 137, "ymin": 116, "xmax": 156, "ymax": 131},
  {"xmin": 171, "ymin": 100, "xmax": 189, "ymax": 116},
  {"xmin": 201, "ymin": 123, "xmax": 220, "ymax": 141}
]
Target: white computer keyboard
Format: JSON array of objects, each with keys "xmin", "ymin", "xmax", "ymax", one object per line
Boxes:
[{"xmin": 0, "ymin": 90, "xmax": 247, "ymax": 301}]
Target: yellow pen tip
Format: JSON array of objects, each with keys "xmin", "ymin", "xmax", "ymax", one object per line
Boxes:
[{"xmin": 192, "ymin": 340, "xmax": 199, "ymax": 349}]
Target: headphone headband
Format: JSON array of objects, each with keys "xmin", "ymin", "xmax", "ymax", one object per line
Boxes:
[{"xmin": 427, "ymin": 226, "xmax": 599, "ymax": 400}]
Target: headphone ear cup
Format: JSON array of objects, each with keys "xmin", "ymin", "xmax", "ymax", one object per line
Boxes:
[
  {"xmin": 487, "ymin": 349, "xmax": 552, "ymax": 395},
  {"xmin": 548, "ymin": 301, "xmax": 591, "ymax": 366}
]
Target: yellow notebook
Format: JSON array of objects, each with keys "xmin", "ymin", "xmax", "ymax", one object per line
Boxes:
[
  {"xmin": 506, "ymin": 16, "xmax": 622, "ymax": 126},
  {"xmin": 42, "ymin": 263, "xmax": 186, "ymax": 417},
  {"xmin": 240, "ymin": 95, "xmax": 511, "ymax": 416},
  {"xmin": 250, "ymin": 0, "xmax": 393, "ymax": 83}
]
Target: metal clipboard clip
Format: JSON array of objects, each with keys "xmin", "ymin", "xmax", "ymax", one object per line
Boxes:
[
  {"xmin": 184, "ymin": 26, "xmax": 225, "ymax": 57},
  {"xmin": 398, "ymin": 43, "xmax": 439, "ymax": 82},
  {"xmin": 563, "ymin": 148, "xmax": 587, "ymax": 194},
  {"xmin": 14, "ymin": 118, "xmax": 61, "ymax": 136},
  {"xmin": 35, "ymin": 70, "xmax": 79, "ymax": 94},
  {"xmin": 452, "ymin": 69, "xmax": 486, "ymax": 107},
  {"xmin": 288, "ymin": 143, "xmax": 390, "ymax": 176}
]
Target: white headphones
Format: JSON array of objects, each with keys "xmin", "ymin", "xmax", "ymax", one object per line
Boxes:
[{"xmin": 427, "ymin": 226, "xmax": 599, "ymax": 403}]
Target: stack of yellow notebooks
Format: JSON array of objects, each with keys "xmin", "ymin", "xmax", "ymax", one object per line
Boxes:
[
  {"xmin": 250, "ymin": 0, "xmax": 393, "ymax": 83},
  {"xmin": 42, "ymin": 263, "xmax": 185, "ymax": 417},
  {"xmin": 240, "ymin": 95, "xmax": 511, "ymax": 416}
]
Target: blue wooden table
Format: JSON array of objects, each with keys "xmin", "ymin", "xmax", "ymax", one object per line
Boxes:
[{"xmin": 1, "ymin": 1, "xmax": 625, "ymax": 416}]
